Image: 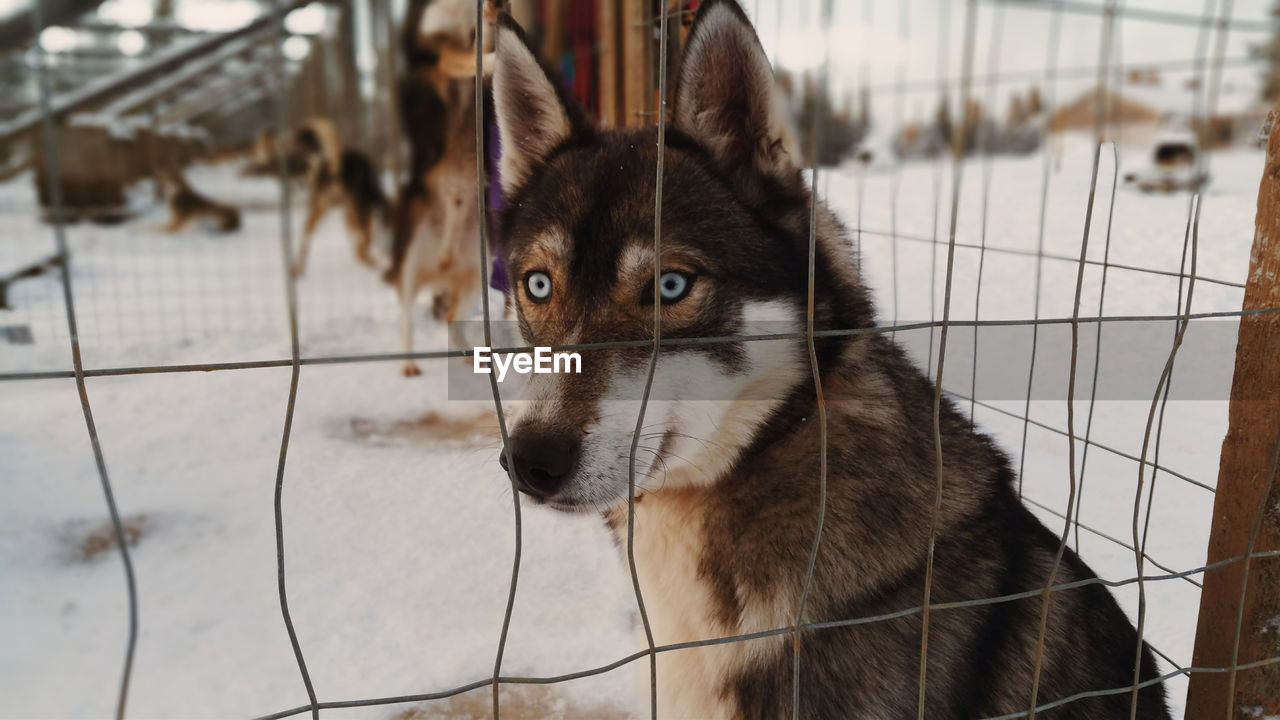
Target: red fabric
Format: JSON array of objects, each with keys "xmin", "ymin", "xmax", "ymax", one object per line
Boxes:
[{"xmin": 565, "ymin": 0, "xmax": 597, "ymax": 113}]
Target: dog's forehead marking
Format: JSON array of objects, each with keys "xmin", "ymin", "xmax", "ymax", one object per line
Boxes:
[
  {"xmin": 535, "ymin": 229, "xmax": 571, "ymax": 258},
  {"xmin": 619, "ymin": 244, "xmax": 655, "ymax": 280},
  {"xmin": 518, "ymin": 228, "xmax": 572, "ymax": 269}
]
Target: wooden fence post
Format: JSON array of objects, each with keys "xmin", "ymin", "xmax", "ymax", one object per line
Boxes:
[
  {"xmin": 597, "ymin": 0, "xmax": 621, "ymax": 128},
  {"xmin": 1186, "ymin": 112, "xmax": 1280, "ymax": 718},
  {"xmin": 621, "ymin": 0, "xmax": 648, "ymax": 127}
]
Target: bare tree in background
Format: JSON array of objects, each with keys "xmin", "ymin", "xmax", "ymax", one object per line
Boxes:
[{"xmin": 1255, "ymin": 0, "xmax": 1280, "ymax": 102}]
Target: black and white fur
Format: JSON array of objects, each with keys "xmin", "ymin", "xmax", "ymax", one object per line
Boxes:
[
  {"xmin": 291, "ymin": 117, "xmax": 393, "ymax": 277},
  {"xmin": 490, "ymin": 3, "xmax": 1171, "ymax": 718}
]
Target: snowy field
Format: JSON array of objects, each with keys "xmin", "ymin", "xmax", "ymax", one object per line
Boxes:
[{"xmin": 0, "ymin": 139, "xmax": 1265, "ymax": 719}]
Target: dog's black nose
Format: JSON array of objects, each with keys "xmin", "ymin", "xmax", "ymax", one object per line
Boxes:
[{"xmin": 500, "ymin": 430, "xmax": 578, "ymax": 499}]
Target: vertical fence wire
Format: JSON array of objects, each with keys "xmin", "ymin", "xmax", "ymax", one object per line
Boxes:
[
  {"xmin": 1131, "ymin": 3, "xmax": 1236, "ymax": 714},
  {"xmin": 923, "ymin": 0, "xmax": 951, "ymax": 379},
  {"xmin": 1133, "ymin": 0, "xmax": 1220, "ymax": 564},
  {"xmin": 29, "ymin": 1, "xmax": 139, "ymax": 716},
  {"xmin": 1070, "ymin": 2, "xmax": 1131, "ymax": 550},
  {"xmin": 967, "ymin": 2, "xmax": 1006, "ymax": 424},
  {"xmin": 623, "ymin": 1, "xmax": 668, "ymax": 716},
  {"xmin": 1072, "ymin": 136, "xmax": 1120, "ymax": 554},
  {"xmin": 1025, "ymin": 2, "xmax": 1119, "ymax": 715},
  {"xmin": 916, "ymin": 2, "xmax": 979, "ymax": 717},
  {"xmin": 268, "ymin": 2, "xmax": 319, "ymax": 717},
  {"xmin": 473, "ymin": 5, "xmax": 523, "ymax": 718},
  {"xmin": 1134, "ymin": 189, "xmax": 1197, "ymax": 661},
  {"xmin": 1015, "ymin": 0, "xmax": 1064, "ymax": 499},
  {"xmin": 851, "ymin": 0, "xmax": 871, "ymax": 272},
  {"xmin": 887, "ymin": 0, "xmax": 910, "ymax": 342},
  {"xmin": 1129, "ymin": 195, "xmax": 1201, "ymax": 718},
  {"xmin": 1072, "ymin": 11, "xmax": 1130, "ymax": 550},
  {"xmin": 792, "ymin": 3, "xmax": 835, "ymax": 714}
]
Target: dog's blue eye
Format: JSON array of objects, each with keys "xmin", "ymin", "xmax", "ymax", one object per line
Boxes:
[
  {"xmin": 525, "ymin": 271, "xmax": 552, "ymax": 301},
  {"xmin": 658, "ymin": 271, "xmax": 692, "ymax": 303}
]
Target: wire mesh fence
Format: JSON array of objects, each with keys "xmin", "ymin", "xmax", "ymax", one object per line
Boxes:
[{"xmin": 2, "ymin": 0, "xmax": 1278, "ymax": 718}]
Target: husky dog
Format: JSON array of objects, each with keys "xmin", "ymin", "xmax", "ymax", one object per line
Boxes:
[
  {"xmin": 386, "ymin": 0, "xmax": 504, "ymax": 376},
  {"xmin": 156, "ymin": 167, "xmax": 240, "ymax": 233},
  {"xmin": 290, "ymin": 117, "xmax": 393, "ymax": 277},
  {"xmin": 490, "ymin": 2, "xmax": 1171, "ymax": 718}
]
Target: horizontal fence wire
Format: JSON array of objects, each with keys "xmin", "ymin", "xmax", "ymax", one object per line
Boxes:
[
  {"xmin": 1021, "ymin": 496, "xmax": 1202, "ymax": 589},
  {"xmin": 856, "ymin": 227, "xmax": 1247, "ymax": 290},
  {"xmin": 247, "ymin": 656, "xmax": 1280, "ymax": 720},
  {"xmin": 3, "ymin": 307, "xmax": 1277, "ymax": 383},
  {"xmin": 992, "ymin": 0, "xmax": 1269, "ymax": 33},
  {"xmin": 246, "ymin": 541, "xmax": 1280, "ymax": 720},
  {"xmin": 952, "ymin": 389, "xmax": 1215, "ymax": 492},
  {"xmin": 855, "ymin": 55, "xmax": 1260, "ymax": 98}
]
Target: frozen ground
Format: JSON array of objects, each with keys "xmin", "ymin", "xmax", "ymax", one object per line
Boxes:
[{"xmin": 0, "ymin": 139, "xmax": 1265, "ymax": 718}]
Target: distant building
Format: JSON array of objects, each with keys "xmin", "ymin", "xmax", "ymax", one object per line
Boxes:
[{"xmin": 1049, "ymin": 78, "xmax": 1267, "ymax": 147}]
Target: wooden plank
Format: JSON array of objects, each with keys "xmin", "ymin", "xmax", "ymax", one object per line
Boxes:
[
  {"xmin": 34, "ymin": 124, "xmax": 128, "ymax": 220},
  {"xmin": 1185, "ymin": 111, "xmax": 1280, "ymax": 718},
  {"xmin": 542, "ymin": 0, "xmax": 565, "ymax": 65},
  {"xmin": 510, "ymin": 0, "xmax": 536, "ymax": 28},
  {"xmin": 621, "ymin": 0, "xmax": 647, "ymax": 127},
  {"xmin": 597, "ymin": 0, "xmax": 620, "ymax": 127}
]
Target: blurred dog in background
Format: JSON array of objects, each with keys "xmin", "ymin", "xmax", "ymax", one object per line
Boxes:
[
  {"xmin": 291, "ymin": 117, "xmax": 393, "ymax": 277},
  {"xmin": 385, "ymin": 0, "xmax": 504, "ymax": 376},
  {"xmin": 157, "ymin": 167, "xmax": 240, "ymax": 234},
  {"xmin": 240, "ymin": 129, "xmax": 307, "ymax": 178}
]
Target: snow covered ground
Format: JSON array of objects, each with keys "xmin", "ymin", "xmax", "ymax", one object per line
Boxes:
[{"xmin": 0, "ymin": 140, "xmax": 1265, "ymax": 719}]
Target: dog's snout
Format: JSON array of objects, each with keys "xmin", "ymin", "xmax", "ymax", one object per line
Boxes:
[{"xmin": 500, "ymin": 431, "xmax": 578, "ymax": 499}]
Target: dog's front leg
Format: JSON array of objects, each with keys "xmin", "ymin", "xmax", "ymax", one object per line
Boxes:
[
  {"xmin": 292, "ymin": 194, "xmax": 331, "ymax": 277},
  {"xmin": 398, "ymin": 264, "xmax": 424, "ymax": 377},
  {"xmin": 343, "ymin": 204, "xmax": 378, "ymax": 268},
  {"xmin": 158, "ymin": 213, "xmax": 188, "ymax": 233}
]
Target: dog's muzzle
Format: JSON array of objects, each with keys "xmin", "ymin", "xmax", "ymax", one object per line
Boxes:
[{"xmin": 499, "ymin": 428, "xmax": 579, "ymax": 500}]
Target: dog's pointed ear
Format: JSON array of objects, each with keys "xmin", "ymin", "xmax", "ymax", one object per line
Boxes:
[
  {"xmin": 673, "ymin": 0, "xmax": 799, "ymax": 183},
  {"xmin": 493, "ymin": 14, "xmax": 589, "ymax": 196}
]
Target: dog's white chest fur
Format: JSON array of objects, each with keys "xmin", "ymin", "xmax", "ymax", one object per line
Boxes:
[{"xmin": 619, "ymin": 493, "xmax": 788, "ymax": 720}]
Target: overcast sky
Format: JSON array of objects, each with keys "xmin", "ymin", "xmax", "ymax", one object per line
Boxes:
[{"xmin": 747, "ymin": 0, "xmax": 1273, "ymax": 124}]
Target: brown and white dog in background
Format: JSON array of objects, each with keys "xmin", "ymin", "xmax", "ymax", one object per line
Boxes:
[
  {"xmin": 240, "ymin": 129, "xmax": 308, "ymax": 178},
  {"xmin": 385, "ymin": 0, "xmax": 504, "ymax": 376},
  {"xmin": 291, "ymin": 117, "xmax": 394, "ymax": 277},
  {"xmin": 157, "ymin": 167, "xmax": 241, "ymax": 233}
]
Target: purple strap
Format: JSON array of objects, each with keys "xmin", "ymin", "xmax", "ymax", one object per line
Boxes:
[{"xmin": 486, "ymin": 116, "xmax": 509, "ymax": 293}]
